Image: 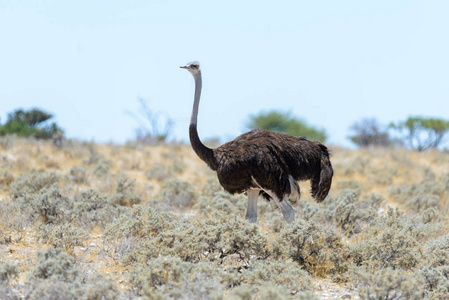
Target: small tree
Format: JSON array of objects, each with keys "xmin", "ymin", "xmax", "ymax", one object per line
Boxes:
[
  {"xmin": 348, "ymin": 118, "xmax": 394, "ymax": 147},
  {"xmin": 127, "ymin": 98, "xmax": 174, "ymax": 144},
  {"xmin": 0, "ymin": 108, "xmax": 63, "ymax": 139},
  {"xmin": 390, "ymin": 116, "xmax": 449, "ymax": 151},
  {"xmin": 246, "ymin": 110, "xmax": 327, "ymax": 141}
]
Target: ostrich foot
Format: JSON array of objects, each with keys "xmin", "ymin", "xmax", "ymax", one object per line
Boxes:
[{"xmin": 245, "ymin": 211, "xmax": 257, "ymax": 223}]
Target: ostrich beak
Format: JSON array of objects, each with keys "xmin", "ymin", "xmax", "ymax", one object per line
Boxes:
[{"xmin": 180, "ymin": 65, "xmax": 188, "ymax": 69}]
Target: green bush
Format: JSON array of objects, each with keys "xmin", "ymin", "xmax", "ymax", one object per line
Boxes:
[
  {"xmin": 0, "ymin": 108, "xmax": 63, "ymax": 139},
  {"xmin": 246, "ymin": 110, "xmax": 327, "ymax": 141}
]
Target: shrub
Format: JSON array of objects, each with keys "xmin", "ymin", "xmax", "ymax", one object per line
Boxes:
[
  {"xmin": 72, "ymin": 189, "xmax": 121, "ymax": 229},
  {"xmin": 0, "ymin": 135, "xmax": 14, "ymax": 150},
  {"xmin": 389, "ymin": 178, "xmax": 445, "ymax": 213},
  {"xmin": 354, "ymin": 267, "xmax": 423, "ymax": 299},
  {"xmin": 129, "ymin": 255, "xmax": 227, "ymax": 299},
  {"xmin": 215, "ymin": 217, "xmax": 270, "ymax": 263},
  {"xmin": 104, "ymin": 205, "xmax": 176, "ymax": 240},
  {"xmin": 83, "ymin": 274, "xmax": 119, "ymax": 300},
  {"xmin": 9, "ymin": 170, "xmax": 59, "ymax": 199},
  {"xmin": 0, "ymin": 263, "xmax": 19, "ymax": 283},
  {"xmin": 325, "ymin": 189, "xmax": 379, "ymax": 234},
  {"xmin": 0, "ymin": 202, "xmax": 26, "ymax": 244},
  {"xmin": 242, "ymin": 259, "xmax": 313, "ymax": 292},
  {"xmin": 348, "ymin": 118, "xmax": 395, "ymax": 147},
  {"xmin": 424, "ymin": 234, "xmax": 449, "ymax": 267},
  {"xmin": 127, "ymin": 215, "xmax": 271, "ymax": 266},
  {"xmin": 15, "ymin": 183, "xmax": 71, "ymax": 224},
  {"xmin": 196, "ymin": 191, "xmax": 245, "ymax": 218},
  {"xmin": 37, "ymin": 223, "xmax": 88, "ymax": 252},
  {"xmin": 200, "ymin": 177, "xmax": 223, "ymax": 197},
  {"xmin": 67, "ymin": 166, "xmax": 87, "ymax": 184},
  {"xmin": 92, "ymin": 160, "xmax": 112, "ymax": 176},
  {"xmin": 103, "ymin": 205, "xmax": 176, "ymax": 261},
  {"xmin": 280, "ymin": 219, "xmax": 349, "ymax": 277},
  {"xmin": 351, "ymin": 208, "xmax": 422, "ymax": 270},
  {"xmin": 25, "ymin": 278, "xmax": 83, "ymax": 300},
  {"xmin": 154, "ymin": 179, "xmax": 198, "ymax": 211},
  {"xmin": 161, "ymin": 150, "xmax": 186, "ymax": 171},
  {"xmin": 256, "ymin": 286, "xmax": 294, "ymax": 300},
  {"xmin": 110, "ymin": 176, "xmax": 142, "ymax": 206},
  {"xmin": 29, "ymin": 247, "xmax": 78, "ymax": 282},
  {"xmin": 24, "ymin": 247, "xmax": 119, "ymax": 299},
  {"xmin": 83, "ymin": 144, "xmax": 103, "ymax": 165},
  {"xmin": 417, "ymin": 266, "xmax": 449, "ymax": 299},
  {"xmin": 335, "ymin": 180, "xmax": 362, "ymax": 191},
  {"xmin": 0, "ymin": 170, "xmax": 14, "ymax": 190},
  {"xmin": 145, "ymin": 163, "xmax": 173, "ymax": 181},
  {"xmin": 73, "ymin": 189, "xmax": 109, "ymax": 214},
  {"xmin": 0, "ymin": 108, "xmax": 63, "ymax": 140}
]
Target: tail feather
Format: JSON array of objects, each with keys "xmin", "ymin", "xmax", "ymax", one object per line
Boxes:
[{"xmin": 311, "ymin": 144, "xmax": 333, "ymax": 202}]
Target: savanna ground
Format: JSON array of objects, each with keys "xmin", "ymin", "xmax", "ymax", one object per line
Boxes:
[{"xmin": 0, "ymin": 136, "xmax": 448, "ymax": 299}]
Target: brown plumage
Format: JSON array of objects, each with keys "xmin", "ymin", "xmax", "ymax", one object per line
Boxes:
[{"xmin": 182, "ymin": 61, "xmax": 333, "ymax": 223}]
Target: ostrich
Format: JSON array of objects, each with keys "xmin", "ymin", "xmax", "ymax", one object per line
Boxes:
[{"xmin": 181, "ymin": 61, "xmax": 333, "ymax": 223}]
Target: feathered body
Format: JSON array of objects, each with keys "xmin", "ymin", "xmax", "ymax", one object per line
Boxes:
[
  {"xmin": 215, "ymin": 129, "xmax": 332, "ymax": 201},
  {"xmin": 183, "ymin": 61, "xmax": 333, "ymax": 223}
]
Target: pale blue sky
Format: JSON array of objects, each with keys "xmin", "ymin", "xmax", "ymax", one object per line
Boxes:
[{"xmin": 1, "ymin": 1, "xmax": 448, "ymax": 147}]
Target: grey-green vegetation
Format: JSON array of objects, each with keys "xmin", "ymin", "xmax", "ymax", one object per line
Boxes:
[{"xmin": 0, "ymin": 136, "xmax": 448, "ymax": 299}]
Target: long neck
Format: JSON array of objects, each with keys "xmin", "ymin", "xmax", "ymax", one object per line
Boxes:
[{"xmin": 189, "ymin": 71, "xmax": 217, "ymax": 170}]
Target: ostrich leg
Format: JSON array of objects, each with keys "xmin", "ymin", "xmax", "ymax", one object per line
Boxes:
[
  {"xmin": 289, "ymin": 175, "xmax": 301, "ymax": 202},
  {"xmin": 274, "ymin": 198, "xmax": 295, "ymax": 223},
  {"xmin": 264, "ymin": 191, "xmax": 295, "ymax": 223},
  {"xmin": 245, "ymin": 189, "xmax": 259, "ymax": 222}
]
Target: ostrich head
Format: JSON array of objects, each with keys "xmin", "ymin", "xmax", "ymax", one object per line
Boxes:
[{"xmin": 180, "ymin": 61, "xmax": 201, "ymax": 76}]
